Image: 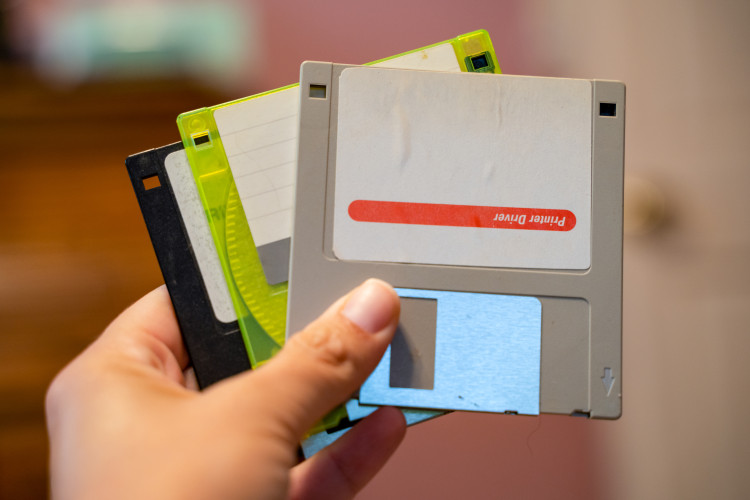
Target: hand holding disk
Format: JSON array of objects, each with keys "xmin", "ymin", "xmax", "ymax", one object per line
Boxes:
[{"xmin": 46, "ymin": 280, "xmax": 405, "ymax": 500}]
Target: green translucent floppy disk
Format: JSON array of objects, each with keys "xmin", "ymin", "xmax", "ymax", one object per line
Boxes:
[{"xmin": 177, "ymin": 30, "xmax": 501, "ymax": 371}]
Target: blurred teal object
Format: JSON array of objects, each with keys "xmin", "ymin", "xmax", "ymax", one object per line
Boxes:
[{"xmin": 35, "ymin": 2, "xmax": 258, "ymax": 89}]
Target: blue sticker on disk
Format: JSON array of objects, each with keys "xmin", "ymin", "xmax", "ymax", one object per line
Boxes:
[{"xmin": 360, "ymin": 289, "xmax": 542, "ymax": 414}]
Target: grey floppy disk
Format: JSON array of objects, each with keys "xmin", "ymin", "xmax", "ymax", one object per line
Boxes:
[{"xmin": 288, "ymin": 62, "xmax": 624, "ymax": 418}]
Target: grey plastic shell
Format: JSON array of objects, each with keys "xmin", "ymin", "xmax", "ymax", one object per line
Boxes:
[{"xmin": 288, "ymin": 62, "xmax": 624, "ymax": 419}]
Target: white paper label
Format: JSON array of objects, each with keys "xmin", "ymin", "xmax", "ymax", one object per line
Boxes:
[
  {"xmin": 371, "ymin": 42, "xmax": 461, "ymax": 72},
  {"xmin": 165, "ymin": 151, "xmax": 237, "ymax": 323},
  {"xmin": 214, "ymin": 87, "xmax": 299, "ymax": 248},
  {"xmin": 333, "ymin": 69, "xmax": 592, "ymax": 270}
]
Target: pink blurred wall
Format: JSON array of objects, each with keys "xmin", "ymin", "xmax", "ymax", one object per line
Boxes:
[{"xmin": 253, "ymin": 1, "xmax": 535, "ymax": 90}]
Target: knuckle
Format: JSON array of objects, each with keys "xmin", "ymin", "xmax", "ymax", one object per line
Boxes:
[
  {"xmin": 44, "ymin": 369, "xmax": 71, "ymax": 422},
  {"xmin": 289, "ymin": 321, "xmax": 353, "ymax": 371}
]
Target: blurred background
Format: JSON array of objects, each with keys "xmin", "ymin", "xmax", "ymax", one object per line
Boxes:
[{"xmin": 1, "ymin": 0, "xmax": 748, "ymax": 498}]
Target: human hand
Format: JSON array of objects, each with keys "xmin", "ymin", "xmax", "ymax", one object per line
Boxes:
[{"xmin": 46, "ymin": 279, "xmax": 406, "ymax": 500}]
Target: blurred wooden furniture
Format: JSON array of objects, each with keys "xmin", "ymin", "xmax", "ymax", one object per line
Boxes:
[{"xmin": 0, "ymin": 65, "xmax": 228, "ymax": 499}]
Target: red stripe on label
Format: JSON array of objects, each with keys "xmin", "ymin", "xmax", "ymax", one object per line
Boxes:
[{"xmin": 348, "ymin": 200, "xmax": 576, "ymax": 231}]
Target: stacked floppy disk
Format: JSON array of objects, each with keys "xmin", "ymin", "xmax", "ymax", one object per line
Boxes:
[{"xmin": 126, "ymin": 30, "xmax": 624, "ymax": 457}]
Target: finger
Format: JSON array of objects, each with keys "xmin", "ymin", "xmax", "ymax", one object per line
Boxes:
[
  {"xmin": 47, "ymin": 286, "xmax": 189, "ymax": 422},
  {"xmin": 212, "ymin": 279, "xmax": 400, "ymax": 443},
  {"xmin": 99, "ymin": 285, "xmax": 190, "ymax": 380},
  {"xmin": 288, "ymin": 407, "xmax": 406, "ymax": 500}
]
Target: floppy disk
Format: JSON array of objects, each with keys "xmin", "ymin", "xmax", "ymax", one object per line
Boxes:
[
  {"xmin": 176, "ymin": 30, "xmax": 501, "ymax": 368},
  {"xmin": 289, "ymin": 63, "xmax": 624, "ymax": 418},
  {"xmin": 125, "ymin": 143, "xmax": 250, "ymax": 388}
]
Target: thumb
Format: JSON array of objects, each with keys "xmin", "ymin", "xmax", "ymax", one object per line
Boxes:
[{"xmin": 213, "ymin": 278, "xmax": 400, "ymax": 444}]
